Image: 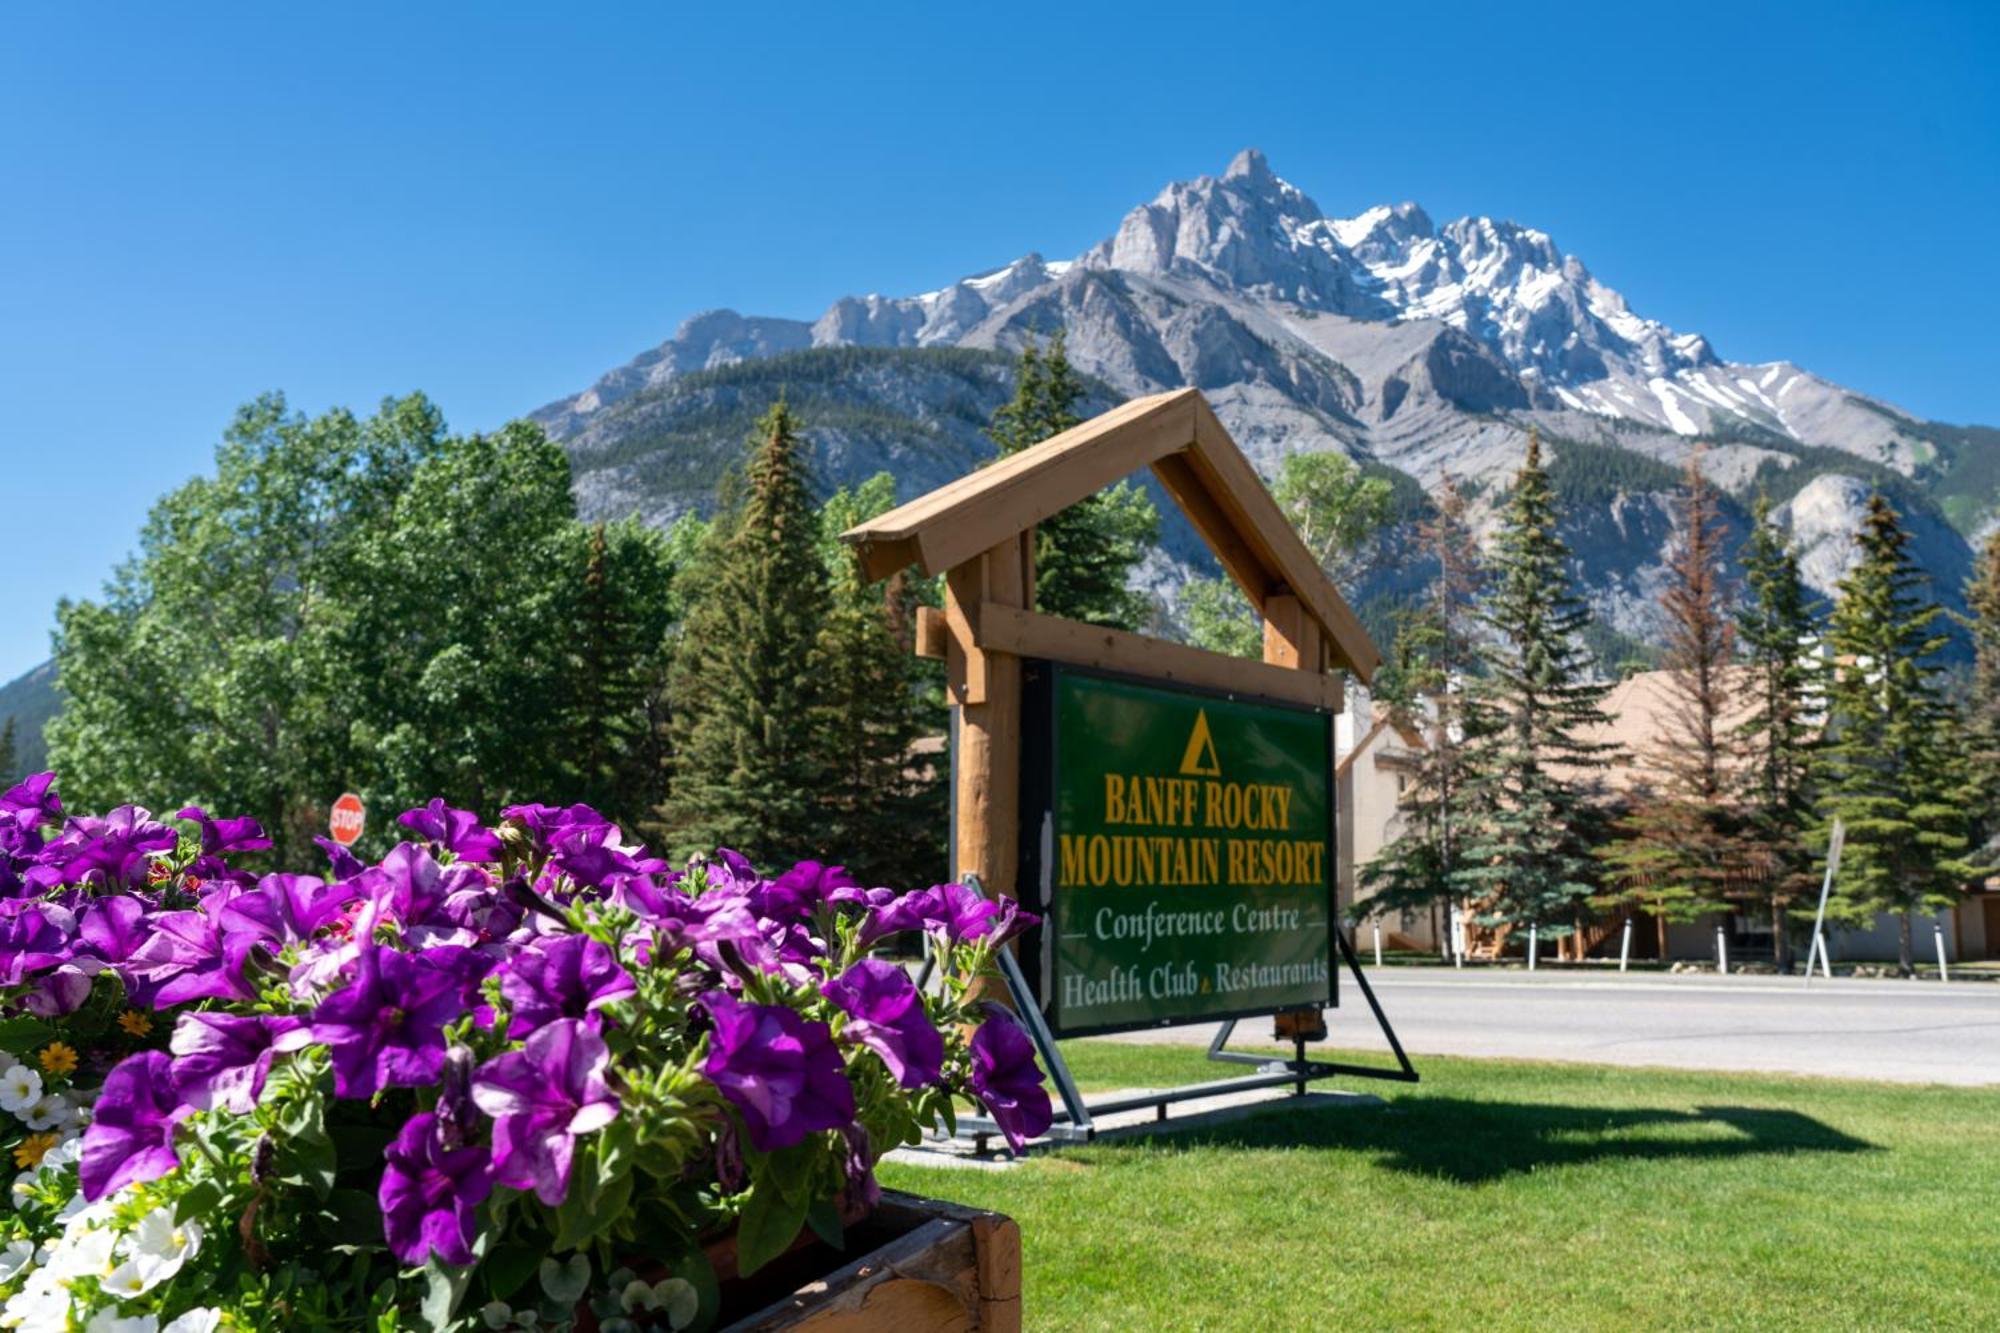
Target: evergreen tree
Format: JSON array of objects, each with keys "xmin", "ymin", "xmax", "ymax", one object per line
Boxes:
[
  {"xmin": 812, "ymin": 475, "xmax": 946, "ymax": 887},
  {"xmin": 0, "ymin": 717, "xmax": 14, "ymax": 784},
  {"xmin": 657, "ymin": 401, "xmax": 831, "ymax": 865},
  {"xmin": 1814, "ymin": 493, "xmax": 1977, "ymax": 974},
  {"xmin": 1601, "ymin": 454, "xmax": 1739, "ymax": 954},
  {"xmin": 1963, "ymin": 529, "xmax": 2000, "ymax": 865},
  {"xmin": 989, "ymin": 333, "xmax": 1158, "ymax": 629},
  {"xmin": 1729, "ymin": 492, "xmax": 1822, "ymax": 968},
  {"xmin": 1357, "ymin": 473, "xmax": 1485, "ymax": 953},
  {"xmin": 1453, "ymin": 433, "xmax": 1619, "ymax": 948},
  {"xmin": 564, "ymin": 521, "xmax": 678, "ymax": 832}
]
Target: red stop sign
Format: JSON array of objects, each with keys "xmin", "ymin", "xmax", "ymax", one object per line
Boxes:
[{"xmin": 329, "ymin": 792, "xmax": 366, "ymax": 847}]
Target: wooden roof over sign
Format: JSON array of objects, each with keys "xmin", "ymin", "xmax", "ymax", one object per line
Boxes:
[{"xmin": 840, "ymin": 387, "xmax": 1381, "ymax": 682}]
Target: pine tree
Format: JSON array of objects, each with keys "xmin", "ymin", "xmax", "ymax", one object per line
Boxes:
[
  {"xmin": 989, "ymin": 332, "xmax": 1158, "ymax": 629},
  {"xmin": 0, "ymin": 717, "xmax": 14, "ymax": 784},
  {"xmin": 1963, "ymin": 529, "xmax": 2000, "ymax": 865},
  {"xmin": 657, "ymin": 401, "xmax": 831, "ymax": 866},
  {"xmin": 1453, "ymin": 433, "xmax": 1619, "ymax": 949},
  {"xmin": 1357, "ymin": 473, "xmax": 1485, "ymax": 953},
  {"xmin": 812, "ymin": 476, "xmax": 947, "ymax": 888},
  {"xmin": 1601, "ymin": 454, "xmax": 1739, "ymax": 954},
  {"xmin": 1815, "ymin": 493, "xmax": 1976, "ymax": 974},
  {"xmin": 566, "ymin": 521, "xmax": 677, "ymax": 832},
  {"xmin": 1729, "ymin": 492, "xmax": 1822, "ymax": 969}
]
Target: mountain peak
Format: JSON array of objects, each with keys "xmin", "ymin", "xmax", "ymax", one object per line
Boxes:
[{"xmin": 1222, "ymin": 147, "xmax": 1275, "ymax": 186}]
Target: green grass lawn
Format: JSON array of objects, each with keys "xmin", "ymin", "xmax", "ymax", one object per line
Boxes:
[{"xmin": 879, "ymin": 1041, "xmax": 2000, "ymax": 1331}]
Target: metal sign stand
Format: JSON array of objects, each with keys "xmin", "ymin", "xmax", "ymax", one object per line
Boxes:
[
  {"xmin": 944, "ymin": 880, "xmax": 1417, "ymax": 1150},
  {"xmin": 1803, "ymin": 819, "xmax": 1845, "ymax": 988}
]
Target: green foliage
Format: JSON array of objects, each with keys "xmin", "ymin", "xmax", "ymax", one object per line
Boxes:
[
  {"xmin": 1812, "ymin": 493, "xmax": 1977, "ymax": 971},
  {"xmin": 1600, "ymin": 458, "xmax": 1740, "ymax": 943},
  {"xmin": 1729, "ymin": 492, "xmax": 1824, "ymax": 964},
  {"xmin": 0, "ymin": 663, "xmax": 56, "ymax": 777},
  {"xmin": 810, "ymin": 474, "xmax": 947, "ymax": 887},
  {"xmin": 0, "ymin": 717, "xmax": 12, "ymax": 787},
  {"xmin": 47, "ymin": 395, "xmax": 680, "ymax": 864},
  {"xmin": 1454, "ymin": 434, "xmax": 1620, "ymax": 934},
  {"xmin": 1538, "ymin": 434, "xmax": 1683, "ymax": 510},
  {"xmin": 657, "ymin": 401, "xmax": 831, "ymax": 865},
  {"xmin": 1357, "ymin": 473, "xmax": 1485, "ymax": 937},
  {"xmin": 1178, "ymin": 576, "xmax": 1262, "ymax": 658},
  {"xmin": 989, "ymin": 333, "xmax": 1159, "ymax": 630},
  {"xmin": 1964, "ymin": 529, "xmax": 2000, "ymax": 860},
  {"xmin": 1273, "ymin": 451, "xmax": 1397, "ymax": 588}
]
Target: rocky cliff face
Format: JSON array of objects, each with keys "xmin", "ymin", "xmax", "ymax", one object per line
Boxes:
[{"xmin": 533, "ymin": 150, "xmax": 1990, "ymax": 651}]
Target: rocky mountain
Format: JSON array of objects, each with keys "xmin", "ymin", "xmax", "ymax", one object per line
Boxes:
[
  {"xmin": 0, "ymin": 660, "xmax": 57, "ymax": 780},
  {"xmin": 534, "ymin": 149, "xmax": 1993, "ymax": 653}
]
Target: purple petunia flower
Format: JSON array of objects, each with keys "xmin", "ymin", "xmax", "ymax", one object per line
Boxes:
[
  {"xmin": 379, "ymin": 1111, "xmax": 493, "ymax": 1266},
  {"xmin": 175, "ymin": 805, "xmax": 272, "ymax": 856},
  {"xmin": 855, "ymin": 886, "xmax": 941, "ymax": 946},
  {"xmin": 27, "ymin": 805, "xmax": 177, "ymax": 890},
  {"xmin": 0, "ymin": 900, "xmax": 75, "ymax": 984},
  {"xmin": 81, "ymin": 1051, "xmax": 189, "ymax": 1200},
  {"xmin": 169, "ymin": 1012, "xmax": 309, "ymax": 1113},
  {"xmin": 499, "ymin": 933, "xmax": 635, "ymax": 1039},
  {"xmin": 470, "ymin": 1019, "xmax": 620, "ymax": 1206},
  {"xmin": 751, "ymin": 860, "xmax": 857, "ymax": 924},
  {"xmin": 218, "ymin": 872, "xmax": 362, "ymax": 951},
  {"xmin": 700, "ymin": 990, "xmax": 854, "ymax": 1152},
  {"xmin": 397, "ymin": 799, "xmax": 503, "ymax": 863},
  {"xmin": 123, "ymin": 909, "xmax": 259, "ymax": 1007},
  {"xmin": 930, "ymin": 882, "xmax": 1036, "ymax": 946},
  {"xmin": 312, "ymin": 835, "xmax": 366, "ymax": 881},
  {"xmin": 75, "ymin": 895, "xmax": 148, "ymax": 968},
  {"xmin": 310, "ymin": 946, "xmax": 473, "ymax": 1099},
  {"xmin": 967, "ymin": 1005, "xmax": 1053, "ymax": 1153},
  {"xmin": 822, "ymin": 959, "xmax": 944, "ymax": 1090}
]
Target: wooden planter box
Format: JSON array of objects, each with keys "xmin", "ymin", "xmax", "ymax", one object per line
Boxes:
[{"xmin": 722, "ymin": 1191, "xmax": 1021, "ymax": 1332}]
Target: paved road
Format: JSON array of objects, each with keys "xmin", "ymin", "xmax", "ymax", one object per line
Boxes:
[{"xmin": 1108, "ymin": 967, "xmax": 2000, "ymax": 1085}]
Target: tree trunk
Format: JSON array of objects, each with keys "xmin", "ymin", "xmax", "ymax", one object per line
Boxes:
[
  {"xmin": 1772, "ymin": 898, "xmax": 1792, "ymax": 973},
  {"xmin": 1899, "ymin": 909, "xmax": 1915, "ymax": 978},
  {"xmin": 1656, "ymin": 913, "xmax": 1669, "ymax": 961}
]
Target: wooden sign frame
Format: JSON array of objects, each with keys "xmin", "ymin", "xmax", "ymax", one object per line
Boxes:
[{"xmin": 841, "ymin": 388, "xmax": 1381, "ymax": 909}]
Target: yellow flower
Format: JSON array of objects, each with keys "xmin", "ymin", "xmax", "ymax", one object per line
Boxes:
[
  {"xmin": 37, "ymin": 1043, "xmax": 78, "ymax": 1077},
  {"xmin": 117, "ymin": 1011, "xmax": 153, "ymax": 1038},
  {"xmin": 12, "ymin": 1133, "xmax": 56, "ymax": 1170}
]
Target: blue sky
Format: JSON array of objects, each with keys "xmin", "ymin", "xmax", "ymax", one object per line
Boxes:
[{"xmin": 3, "ymin": 1, "xmax": 1997, "ymax": 682}]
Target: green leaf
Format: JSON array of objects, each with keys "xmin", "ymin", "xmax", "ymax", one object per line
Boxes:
[
  {"xmin": 0, "ymin": 1017, "xmax": 55, "ymax": 1053},
  {"xmin": 538, "ymin": 1253, "xmax": 591, "ymax": 1305},
  {"xmin": 174, "ymin": 1180, "xmax": 225, "ymax": 1226},
  {"xmin": 422, "ymin": 1255, "xmax": 474, "ymax": 1328},
  {"xmin": 734, "ymin": 1185, "xmax": 808, "ymax": 1278},
  {"xmin": 804, "ymin": 1196, "xmax": 844, "ymax": 1250},
  {"xmin": 664, "ymin": 1246, "xmax": 721, "ymax": 1333},
  {"xmin": 554, "ymin": 1168, "xmax": 632, "ymax": 1252},
  {"xmin": 481, "ymin": 1242, "xmax": 542, "ymax": 1303}
]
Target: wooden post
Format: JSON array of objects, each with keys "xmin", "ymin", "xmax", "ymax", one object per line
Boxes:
[{"xmin": 948, "ymin": 535, "xmax": 1028, "ymax": 901}]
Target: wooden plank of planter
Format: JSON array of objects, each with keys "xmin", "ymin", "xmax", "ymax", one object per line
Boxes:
[
  {"xmin": 724, "ymin": 1193, "xmax": 1020, "ymax": 1332},
  {"xmin": 974, "ymin": 602, "xmax": 1340, "ymax": 713}
]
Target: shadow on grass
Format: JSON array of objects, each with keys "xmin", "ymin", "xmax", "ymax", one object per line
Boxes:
[{"xmin": 1099, "ymin": 1097, "xmax": 1876, "ymax": 1185}]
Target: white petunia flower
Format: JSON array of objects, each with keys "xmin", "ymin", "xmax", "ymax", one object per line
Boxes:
[
  {"xmin": 0, "ymin": 1069, "xmax": 43, "ymax": 1117},
  {"xmin": 0, "ymin": 1240, "xmax": 31, "ymax": 1283},
  {"xmin": 41, "ymin": 1136, "xmax": 80, "ymax": 1170},
  {"xmin": 2, "ymin": 1264, "xmax": 72, "ymax": 1332},
  {"xmin": 160, "ymin": 1314, "xmax": 219, "ymax": 1333},
  {"xmin": 43, "ymin": 1224, "xmax": 116, "ymax": 1281},
  {"xmin": 21, "ymin": 1097, "xmax": 69, "ymax": 1134},
  {"xmin": 0, "ymin": 1051, "xmax": 18, "ymax": 1075},
  {"xmin": 129, "ymin": 1210, "xmax": 200, "ymax": 1284},
  {"xmin": 99, "ymin": 1258, "xmax": 156, "ymax": 1301}
]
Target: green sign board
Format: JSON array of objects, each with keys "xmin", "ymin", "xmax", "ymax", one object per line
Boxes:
[{"xmin": 1018, "ymin": 663, "xmax": 1336, "ymax": 1036}]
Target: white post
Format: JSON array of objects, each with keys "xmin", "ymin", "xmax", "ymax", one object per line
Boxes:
[
  {"xmin": 1619, "ymin": 917, "xmax": 1633, "ymax": 974},
  {"xmin": 1804, "ymin": 819, "xmax": 1845, "ymax": 990},
  {"xmin": 1935, "ymin": 921, "xmax": 1950, "ymax": 983},
  {"xmin": 1373, "ymin": 922, "xmax": 1383, "ymax": 968},
  {"xmin": 1716, "ymin": 925, "xmax": 1729, "ymax": 976},
  {"xmin": 1528, "ymin": 924, "xmax": 1539, "ymax": 972},
  {"xmin": 1451, "ymin": 907, "xmax": 1465, "ymax": 969}
]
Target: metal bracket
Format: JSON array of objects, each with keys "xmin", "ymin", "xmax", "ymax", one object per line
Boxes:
[{"xmin": 945, "ymin": 877, "xmax": 1418, "ymax": 1151}]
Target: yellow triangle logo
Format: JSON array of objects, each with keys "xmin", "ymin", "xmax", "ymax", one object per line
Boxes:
[{"xmin": 1179, "ymin": 709, "xmax": 1221, "ymax": 777}]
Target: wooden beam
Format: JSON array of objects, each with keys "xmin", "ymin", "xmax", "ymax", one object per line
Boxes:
[
  {"xmin": 952, "ymin": 539, "xmax": 1027, "ymax": 902},
  {"xmin": 974, "ymin": 603, "xmax": 1341, "ymax": 712},
  {"xmin": 1261, "ymin": 591, "xmax": 1321, "ymax": 673},
  {"xmin": 1150, "ymin": 450, "xmax": 1278, "ymax": 608},
  {"xmin": 843, "ymin": 389, "xmax": 1199, "ymax": 581},
  {"xmin": 914, "ymin": 605, "xmax": 949, "ymax": 660},
  {"xmin": 1190, "ymin": 396, "xmax": 1380, "ymax": 682}
]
